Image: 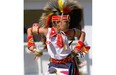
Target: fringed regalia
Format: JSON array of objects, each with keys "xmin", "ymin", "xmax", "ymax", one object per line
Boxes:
[{"xmin": 37, "ymin": 0, "xmax": 90, "ymax": 75}]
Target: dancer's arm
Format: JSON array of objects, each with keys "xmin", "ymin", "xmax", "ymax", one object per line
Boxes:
[
  {"xmin": 27, "ymin": 23, "xmax": 48, "ymax": 52},
  {"xmin": 73, "ymin": 29, "xmax": 86, "ymax": 53}
]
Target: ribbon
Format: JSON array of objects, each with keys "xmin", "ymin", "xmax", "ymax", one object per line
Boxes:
[
  {"xmin": 74, "ymin": 41, "xmax": 90, "ymax": 54},
  {"xmin": 49, "ymin": 27, "xmax": 65, "ymax": 48},
  {"xmin": 27, "ymin": 35, "xmax": 35, "ymax": 48},
  {"xmin": 56, "ymin": 34, "xmax": 64, "ymax": 48},
  {"xmin": 81, "ymin": 45, "xmax": 90, "ymax": 54}
]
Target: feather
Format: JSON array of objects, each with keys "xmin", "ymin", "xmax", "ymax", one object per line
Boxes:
[
  {"xmin": 58, "ymin": 0, "xmax": 65, "ymax": 12},
  {"xmin": 41, "ymin": 0, "xmax": 82, "ymax": 28},
  {"xmin": 44, "ymin": 0, "xmax": 81, "ymax": 14}
]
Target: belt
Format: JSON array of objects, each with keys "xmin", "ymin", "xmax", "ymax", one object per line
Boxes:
[{"xmin": 50, "ymin": 54, "xmax": 72, "ymax": 64}]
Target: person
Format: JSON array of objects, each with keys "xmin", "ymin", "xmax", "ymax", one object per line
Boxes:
[
  {"xmin": 27, "ymin": 0, "xmax": 90, "ymax": 75},
  {"xmin": 27, "ymin": 14, "xmax": 90, "ymax": 75}
]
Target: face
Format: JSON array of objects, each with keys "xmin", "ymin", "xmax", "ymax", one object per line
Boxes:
[{"xmin": 57, "ymin": 20, "xmax": 69, "ymax": 31}]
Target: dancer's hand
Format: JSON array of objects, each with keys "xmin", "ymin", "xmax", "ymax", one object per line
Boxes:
[
  {"xmin": 29, "ymin": 47, "xmax": 43, "ymax": 57},
  {"xmin": 73, "ymin": 48, "xmax": 79, "ymax": 53},
  {"xmin": 32, "ymin": 23, "xmax": 40, "ymax": 34},
  {"xmin": 33, "ymin": 49, "xmax": 43, "ymax": 61},
  {"xmin": 73, "ymin": 49, "xmax": 84, "ymax": 57},
  {"xmin": 34, "ymin": 50, "xmax": 43, "ymax": 57},
  {"xmin": 28, "ymin": 46, "xmax": 36, "ymax": 53}
]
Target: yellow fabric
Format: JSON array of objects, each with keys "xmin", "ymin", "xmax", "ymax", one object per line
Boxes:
[{"xmin": 82, "ymin": 46, "xmax": 89, "ymax": 54}]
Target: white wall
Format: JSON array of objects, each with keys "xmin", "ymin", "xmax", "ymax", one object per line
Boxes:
[
  {"xmin": 84, "ymin": 26, "xmax": 92, "ymax": 75},
  {"xmin": 81, "ymin": 1, "xmax": 92, "ymax": 25}
]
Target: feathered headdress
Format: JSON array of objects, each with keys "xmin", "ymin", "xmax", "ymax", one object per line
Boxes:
[
  {"xmin": 44, "ymin": 0, "xmax": 82, "ymax": 14},
  {"xmin": 39, "ymin": 0, "xmax": 83, "ymax": 29},
  {"xmin": 38, "ymin": 0, "xmax": 83, "ymax": 50}
]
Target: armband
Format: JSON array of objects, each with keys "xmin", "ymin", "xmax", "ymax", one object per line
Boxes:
[
  {"xmin": 74, "ymin": 41, "xmax": 84, "ymax": 50},
  {"xmin": 81, "ymin": 45, "xmax": 90, "ymax": 54},
  {"xmin": 74, "ymin": 41, "xmax": 91, "ymax": 54},
  {"xmin": 27, "ymin": 35, "xmax": 35, "ymax": 48}
]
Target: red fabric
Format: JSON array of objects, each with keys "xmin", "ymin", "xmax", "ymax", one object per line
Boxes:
[
  {"xmin": 52, "ymin": 15, "xmax": 70, "ymax": 22},
  {"xmin": 50, "ymin": 55, "xmax": 72, "ymax": 64},
  {"xmin": 61, "ymin": 15, "xmax": 70, "ymax": 21},
  {"xmin": 50, "ymin": 27, "xmax": 64, "ymax": 48},
  {"xmin": 60, "ymin": 71, "xmax": 68, "ymax": 75},
  {"xmin": 50, "ymin": 27, "xmax": 57, "ymax": 38},
  {"xmin": 74, "ymin": 41, "xmax": 91, "ymax": 54},
  {"xmin": 74, "ymin": 46, "xmax": 81, "ymax": 51},
  {"xmin": 85, "ymin": 46, "xmax": 90, "ymax": 50},
  {"xmin": 63, "ymin": 7, "xmax": 72, "ymax": 13},
  {"xmin": 52, "ymin": 16, "xmax": 61, "ymax": 21},
  {"xmin": 74, "ymin": 41, "xmax": 84, "ymax": 51},
  {"xmin": 27, "ymin": 35, "xmax": 35, "ymax": 48},
  {"xmin": 82, "ymin": 45, "xmax": 90, "ymax": 54},
  {"xmin": 56, "ymin": 34, "xmax": 64, "ymax": 48},
  {"xmin": 78, "ymin": 41, "xmax": 84, "ymax": 48}
]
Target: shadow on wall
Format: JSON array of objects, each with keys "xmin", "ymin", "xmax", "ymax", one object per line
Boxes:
[{"xmin": 24, "ymin": 10, "xmax": 44, "ymax": 29}]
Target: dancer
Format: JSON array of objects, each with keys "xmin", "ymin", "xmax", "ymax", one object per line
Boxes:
[{"xmin": 27, "ymin": 0, "xmax": 90, "ymax": 75}]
